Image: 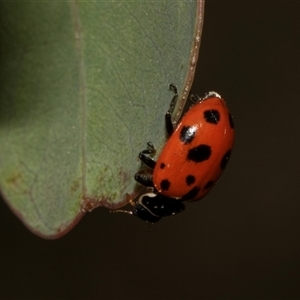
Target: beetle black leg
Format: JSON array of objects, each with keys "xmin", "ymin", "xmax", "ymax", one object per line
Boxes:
[
  {"xmin": 138, "ymin": 153, "xmax": 156, "ymax": 169},
  {"xmin": 140, "ymin": 142, "xmax": 156, "ymax": 155},
  {"xmin": 165, "ymin": 83, "xmax": 179, "ymax": 137},
  {"xmin": 134, "ymin": 173, "xmax": 154, "ymax": 187},
  {"xmin": 138, "ymin": 142, "xmax": 156, "ymax": 169}
]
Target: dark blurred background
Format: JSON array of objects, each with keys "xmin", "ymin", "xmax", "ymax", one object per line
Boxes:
[{"xmin": 1, "ymin": 1, "xmax": 300, "ymax": 299}]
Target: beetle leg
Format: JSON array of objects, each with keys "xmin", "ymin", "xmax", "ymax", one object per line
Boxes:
[
  {"xmin": 134, "ymin": 172, "xmax": 154, "ymax": 187},
  {"xmin": 165, "ymin": 83, "xmax": 178, "ymax": 136},
  {"xmin": 138, "ymin": 142, "xmax": 156, "ymax": 169}
]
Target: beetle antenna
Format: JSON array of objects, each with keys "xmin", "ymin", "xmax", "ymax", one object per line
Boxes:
[
  {"xmin": 110, "ymin": 193, "xmax": 137, "ymax": 216},
  {"xmin": 124, "ymin": 193, "xmax": 136, "ymax": 207},
  {"xmin": 110, "ymin": 209, "xmax": 133, "ymax": 215},
  {"xmin": 190, "ymin": 94, "xmax": 200, "ymax": 103}
]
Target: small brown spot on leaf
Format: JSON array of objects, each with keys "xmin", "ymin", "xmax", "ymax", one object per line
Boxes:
[
  {"xmin": 70, "ymin": 179, "xmax": 80, "ymax": 193},
  {"xmin": 6, "ymin": 172, "xmax": 22, "ymax": 187}
]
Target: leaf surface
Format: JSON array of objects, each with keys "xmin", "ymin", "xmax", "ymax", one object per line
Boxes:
[{"xmin": 0, "ymin": 1, "xmax": 205, "ymax": 237}]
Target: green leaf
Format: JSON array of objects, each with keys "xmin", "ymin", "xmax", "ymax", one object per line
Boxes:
[{"xmin": 0, "ymin": 1, "xmax": 205, "ymax": 238}]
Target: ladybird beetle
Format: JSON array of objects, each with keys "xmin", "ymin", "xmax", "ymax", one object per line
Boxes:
[{"xmin": 114, "ymin": 84, "xmax": 234, "ymax": 223}]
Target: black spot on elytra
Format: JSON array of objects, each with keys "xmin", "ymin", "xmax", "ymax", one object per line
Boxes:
[
  {"xmin": 180, "ymin": 126, "xmax": 197, "ymax": 144},
  {"xmin": 186, "ymin": 175, "xmax": 195, "ymax": 186},
  {"xmin": 220, "ymin": 150, "xmax": 231, "ymax": 170},
  {"xmin": 204, "ymin": 181, "xmax": 214, "ymax": 190},
  {"xmin": 160, "ymin": 179, "xmax": 170, "ymax": 191},
  {"xmin": 187, "ymin": 144, "xmax": 211, "ymax": 163},
  {"xmin": 181, "ymin": 186, "xmax": 200, "ymax": 201},
  {"xmin": 228, "ymin": 113, "xmax": 234, "ymax": 129},
  {"xmin": 160, "ymin": 163, "xmax": 166, "ymax": 169},
  {"xmin": 204, "ymin": 109, "xmax": 220, "ymax": 124}
]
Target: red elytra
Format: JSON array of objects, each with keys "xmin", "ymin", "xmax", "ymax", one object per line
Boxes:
[{"xmin": 153, "ymin": 93, "xmax": 235, "ymax": 201}]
